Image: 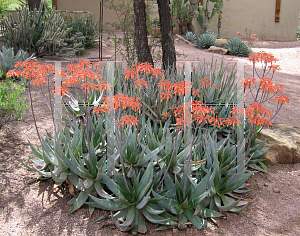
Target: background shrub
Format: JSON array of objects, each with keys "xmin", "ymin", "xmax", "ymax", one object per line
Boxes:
[{"xmin": 0, "ymin": 76, "xmax": 29, "ymax": 129}]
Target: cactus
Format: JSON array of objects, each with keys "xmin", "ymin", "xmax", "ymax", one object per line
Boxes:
[{"xmin": 2, "ymin": 3, "xmax": 84, "ymax": 57}]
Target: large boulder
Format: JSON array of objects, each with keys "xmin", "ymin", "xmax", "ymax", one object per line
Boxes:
[
  {"xmin": 207, "ymin": 46, "xmax": 228, "ymax": 55},
  {"xmin": 257, "ymin": 124, "xmax": 300, "ymax": 164},
  {"xmin": 216, "ymin": 38, "xmax": 228, "ymax": 47}
]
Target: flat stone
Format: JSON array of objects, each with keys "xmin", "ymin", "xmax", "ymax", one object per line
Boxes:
[
  {"xmin": 207, "ymin": 46, "xmax": 228, "ymax": 55},
  {"xmin": 257, "ymin": 123, "xmax": 300, "ymax": 164},
  {"xmin": 216, "ymin": 38, "xmax": 228, "ymax": 47}
]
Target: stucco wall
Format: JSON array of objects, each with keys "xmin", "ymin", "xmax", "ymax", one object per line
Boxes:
[
  {"xmin": 219, "ymin": 0, "xmax": 300, "ymax": 41},
  {"xmin": 56, "ymin": 0, "xmax": 300, "ymax": 41}
]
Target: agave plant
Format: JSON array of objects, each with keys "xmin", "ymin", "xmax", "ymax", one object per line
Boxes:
[
  {"xmin": 195, "ymin": 33, "xmax": 217, "ymax": 49},
  {"xmin": 0, "ymin": 46, "xmax": 35, "ymax": 77},
  {"xmin": 185, "ymin": 31, "xmax": 196, "ymax": 42},
  {"xmin": 225, "ymin": 37, "xmax": 251, "ymax": 57}
]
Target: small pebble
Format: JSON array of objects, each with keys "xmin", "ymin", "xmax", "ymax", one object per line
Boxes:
[
  {"xmin": 273, "ymin": 189, "xmax": 281, "ymax": 193},
  {"xmin": 264, "ymin": 183, "xmax": 269, "ymax": 187}
]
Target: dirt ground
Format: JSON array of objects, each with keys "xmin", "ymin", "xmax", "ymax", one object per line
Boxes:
[{"xmin": 0, "ymin": 38, "xmax": 300, "ymax": 236}]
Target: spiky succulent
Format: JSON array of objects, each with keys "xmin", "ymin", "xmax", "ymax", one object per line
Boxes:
[
  {"xmin": 0, "ymin": 46, "xmax": 35, "ymax": 77},
  {"xmin": 185, "ymin": 31, "xmax": 196, "ymax": 42},
  {"xmin": 195, "ymin": 34, "xmax": 217, "ymax": 49},
  {"xmin": 225, "ymin": 37, "xmax": 251, "ymax": 57}
]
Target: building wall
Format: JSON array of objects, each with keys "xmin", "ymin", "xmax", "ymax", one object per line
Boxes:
[
  {"xmin": 218, "ymin": 0, "xmax": 300, "ymax": 41},
  {"xmin": 56, "ymin": 0, "xmax": 300, "ymax": 41}
]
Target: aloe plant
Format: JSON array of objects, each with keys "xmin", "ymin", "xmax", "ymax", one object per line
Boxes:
[{"xmin": 87, "ymin": 161, "xmax": 176, "ymax": 234}]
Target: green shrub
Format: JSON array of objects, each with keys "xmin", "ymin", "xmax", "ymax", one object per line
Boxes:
[
  {"xmin": 195, "ymin": 33, "xmax": 217, "ymax": 49},
  {"xmin": 0, "ymin": 75, "xmax": 29, "ymax": 129},
  {"xmin": 225, "ymin": 37, "xmax": 251, "ymax": 57}
]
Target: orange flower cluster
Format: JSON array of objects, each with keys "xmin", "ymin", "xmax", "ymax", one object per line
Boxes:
[
  {"xmin": 61, "ymin": 61, "xmax": 109, "ymax": 96},
  {"xmin": 7, "ymin": 61, "xmax": 54, "ymax": 87},
  {"xmin": 119, "ymin": 115, "xmax": 138, "ymax": 127},
  {"xmin": 245, "ymin": 102, "xmax": 272, "ymax": 128},
  {"xmin": 124, "ymin": 63, "xmax": 164, "ymax": 80},
  {"xmin": 171, "ymin": 102, "xmax": 241, "ymax": 129},
  {"xmin": 249, "ymin": 51, "xmax": 278, "ymax": 64}
]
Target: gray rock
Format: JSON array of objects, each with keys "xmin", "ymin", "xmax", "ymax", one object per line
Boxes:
[
  {"xmin": 257, "ymin": 123, "xmax": 300, "ymax": 164},
  {"xmin": 207, "ymin": 46, "xmax": 228, "ymax": 55}
]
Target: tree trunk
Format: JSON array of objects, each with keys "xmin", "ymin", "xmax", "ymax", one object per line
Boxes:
[
  {"xmin": 157, "ymin": 0, "xmax": 176, "ymax": 72},
  {"xmin": 133, "ymin": 0, "xmax": 153, "ymax": 65},
  {"xmin": 27, "ymin": 0, "xmax": 41, "ymax": 10}
]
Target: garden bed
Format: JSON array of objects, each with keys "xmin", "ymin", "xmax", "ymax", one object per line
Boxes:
[{"xmin": 0, "ymin": 39, "xmax": 300, "ymax": 235}]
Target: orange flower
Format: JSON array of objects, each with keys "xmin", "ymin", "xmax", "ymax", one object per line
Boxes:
[
  {"xmin": 81, "ymin": 82, "xmax": 97, "ymax": 93},
  {"xmin": 268, "ymin": 64, "xmax": 280, "ymax": 72},
  {"xmin": 200, "ymin": 78, "xmax": 211, "ymax": 89},
  {"xmin": 60, "ymin": 86, "xmax": 70, "ymax": 96},
  {"xmin": 136, "ymin": 62, "xmax": 154, "ymax": 74},
  {"xmin": 210, "ymin": 117, "xmax": 224, "ymax": 127},
  {"xmin": 152, "ymin": 68, "xmax": 164, "ymax": 79},
  {"xmin": 96, "ymin": 81, "xmax": 112, "ymax": 92},
  {"xmin": 134, "ymin": 79, "xmax": 148, "ymax": 89},
  {"xmin": 248, "ymin": 116, "xmax": 272, "ymax": 128},
  {"xmin": 124, "ymin": 68, "xmax": 138, "ymax": 80},
  {"xmin": 241, "ymin": 78, "xmax": 256, "ymax": 89},
  {"xmin": 274, "ymin": 95, "xmax": 290, "ymax": 104},
  {"xmin": 63, "ymin": 76, "xmax": 80, "ymax": 86},
  {"xmin": 173, "ymin": 81, "xmax": 191, "ymax": 96},
  {"xmin": 245, "ymin": 102, "xmax": 272, "ymax": 118},
  {"xmin": 160, "ymin": 92, "xmax": 172, "ymax": 102},
  {"xmin": 161, "ymin": 112, "xmax": 170, "ymax": 120},
  {"xmin": 224, "ymin": 116, "xmax": 241, "ymax": 127},
  {"xmin": 192, "ymin": 88, "xmax": 201, "ymax": 97},
  {"xmin": 93, "ymin": 105, "xmax": 107, "ymax": 114},
  {"xmin": 249, "ymin": 51, "xmax": 278, "ymax": 64},
  {"xmin": 119, "ymin": 115, "xmax": 138, "ymax": 127},
  {"xmin": 158, "ymin": 80, "xmax": 173, "ymax": 92},
  {"xmin": 259, "ymin": 77, "xmax": 275, "ymax": 93}
]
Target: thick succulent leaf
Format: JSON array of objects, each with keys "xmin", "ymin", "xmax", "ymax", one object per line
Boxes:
[
  {"xmin": 28, "ymin": 141, "xmax": 43, "ymax": 160},
  {"xmin": 214, "ymin": 195, "xmax": 240, "ymax": 211},
  {"xmin": 83, "ymin": 178, "xmax": 94, "ymax": 189},
  {"xmin": 178, "ymin": 214, "xmax": 188, "ymax": 230},
  {"xmin": 189, "ymin": 190, "xmax": 210, "ymax": 209},
  {"xmin": 144, "ymin": 204, "xmax": 165, "ymax": 215},
  {"xmin": 191, "ymin": 169, "xmax": 211, "ymax": 200},
  {"xmin": 59, "ymin": 147, "xmax": 85, "ymax": 178},
  {"xmin": 88, "ymin": 195, "xmax": 127, "ymax": 210},
  {"xmin": 142, "ymin": 209, "xmax": 170, "ymax": 224},
  {"xmin": 184, "ymin": 209, "xmax": 203, "ymax": 230},
  {"xmin": 119, "ymin": 205, "xmax": 135, "ymax": 227},
  {"xmin": 137, "ymin": 161, "xmax": 153, "ymax": 202},
  {"xmin": 198, "ymin": 208, "xmax": 222, "ymax": 218},
  {"xmin": 164, "ymin": 172, "xmax": 175, "ymax": 191},
  {"xmin": 137, "ymin": 210, "xmax": 147, "ymax": 234},
  {"xmin": 136, "ymin": 196, "xmax": 151, "ymax": 210},
  {"xmin": 94, "ymin": 181, "xmax": 115, "ymax": 200},
  {"xmin": 69, "ymin": 189, "xmax": 91, "ymax": 213},
  {"xmin": 100, "ymin": 174, "xmax": 122, "ymax": 198},
  {"xmin": 51, "ymin": 171, "xmax": 68, "ymax": 184}
]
